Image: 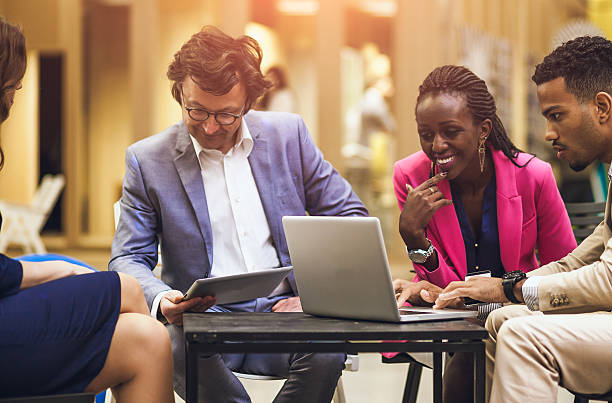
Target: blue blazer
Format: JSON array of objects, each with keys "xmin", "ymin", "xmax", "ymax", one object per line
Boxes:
[{"xmin": 109, "ymin": 111, "xmax": 368, "ymax": 308}]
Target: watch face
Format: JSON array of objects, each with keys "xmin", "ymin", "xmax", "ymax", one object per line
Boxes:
[
  {"xmin": 407, "ymin": 240, "xmax": 433, "ymax": 264},
  {"xmin": 503, "ymin": 270, "xmax": 525, "ymax": 280},
  {"xmin": 408, "ymin": 250, "xmax": 428, "ymax": 264}
]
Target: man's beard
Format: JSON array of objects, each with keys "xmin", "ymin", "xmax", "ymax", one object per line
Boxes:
[
  {"xmin": 569, "ymin": 159, "xmax": 590, "ymax": 172},
  {"xmin": 568, "ymin": 111, "xmax": 599, "ymax": 172}
]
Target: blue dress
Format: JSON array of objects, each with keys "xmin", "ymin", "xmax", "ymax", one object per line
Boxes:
[{"xmin": 0, "ymin": 252, "xmax": 121, "ymax": 397}]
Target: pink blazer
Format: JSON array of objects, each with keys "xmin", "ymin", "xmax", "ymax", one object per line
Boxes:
[{"xmin": 393, "ymin": 149, "xmax": 577, "ymax": 288}]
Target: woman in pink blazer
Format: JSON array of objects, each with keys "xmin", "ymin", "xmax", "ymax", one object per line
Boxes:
[
  {"xmin": 393, "ymin": 66, "xmax": 576, "ymax": 294},
  {"xmin": 390, "ymin": 66, "xmax": 576, "ymax": 403}
]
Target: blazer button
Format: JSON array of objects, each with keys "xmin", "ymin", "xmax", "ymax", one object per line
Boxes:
[
  {"xmin": 563, "ymin": 297, "xmax": 569, "ymax": 304},
  {"xmin": 551, "ymin": 298, "xmax": 559, "ymax": 306}
]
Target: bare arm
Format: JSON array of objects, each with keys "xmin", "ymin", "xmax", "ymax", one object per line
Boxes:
[{"xmin": 19, "ymin": 260, "xmax": 93, "ymax": 290}]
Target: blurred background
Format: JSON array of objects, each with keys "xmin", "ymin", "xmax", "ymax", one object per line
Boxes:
[{"xmin": 0, "ymin": 0, "xmax": 611, "ymax": 273}]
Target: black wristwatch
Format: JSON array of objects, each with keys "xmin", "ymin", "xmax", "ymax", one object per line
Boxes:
[{"xmin": 502, "ymin": 270, "xmax": 527, "ymax": 303}]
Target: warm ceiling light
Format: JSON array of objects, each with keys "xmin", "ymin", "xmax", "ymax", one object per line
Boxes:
[
  {"xmin": 358, "ymin": 0, "xmax": 396, "ymax": 17},
  {"xmin": 276, "ymin": 0, "xmax": 319, "ymax": 15}
]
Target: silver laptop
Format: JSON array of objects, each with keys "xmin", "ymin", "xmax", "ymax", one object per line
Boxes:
[{"xmin": 282, "ymin": 216, "xmax": 477, "ymax": 323}]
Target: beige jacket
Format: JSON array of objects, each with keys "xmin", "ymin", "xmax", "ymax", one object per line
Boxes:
[{"xmin": 528, "ymin": 182, "xmax": 612, "ymax": 313}]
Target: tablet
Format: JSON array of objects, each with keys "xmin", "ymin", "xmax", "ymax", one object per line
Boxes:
[{"xmin": 183, "ymin": 266, "xmax": 293, "ymax": 305}]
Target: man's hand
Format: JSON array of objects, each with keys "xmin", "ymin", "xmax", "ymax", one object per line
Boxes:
[
  {"xmin": 159, "ymin": 290, "xmax": 216, "ymax": 325},
  {"xmin": 434, "ymin": 277, "xmax": 506, "ymax": 309},
  {"xmin": 271, "ymin": 296, "xmax": 302, "ymax": 312}
]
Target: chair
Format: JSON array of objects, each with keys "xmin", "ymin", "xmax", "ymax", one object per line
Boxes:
[
  {"xmin": 565, "ymin": 201, "xmax": 606, "ymax": 243},
  {"xmin": 0, "ymin": 174, "xmax": 65, "ymax": 254},
  {"xmin": 381, "ymin": 353, "xmax": 427, "ymax": 403}
]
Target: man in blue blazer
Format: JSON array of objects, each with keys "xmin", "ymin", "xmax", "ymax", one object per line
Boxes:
[{"xmin": 109, "ymin": 26, "xmax": 367, "ymax": 403}]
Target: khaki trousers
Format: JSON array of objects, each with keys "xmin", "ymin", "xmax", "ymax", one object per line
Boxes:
[{"xmin": 485, "ymin": 305, "xmax": 612, "ymax": 403}]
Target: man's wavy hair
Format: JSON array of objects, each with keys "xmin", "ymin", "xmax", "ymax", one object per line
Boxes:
[
  {"xmin": 167, "ymin": 26, "xmax": 272, "ymax": 111},
  {"xmin": 0, "ymin": 18, "xmax": 26, "ymax": 170},
  {"xmin": 533, "ymin": 36, "xmax": 612, "ymax": 102}
]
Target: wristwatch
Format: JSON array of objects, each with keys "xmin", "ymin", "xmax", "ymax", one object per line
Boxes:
[
  {"xmin": 407, "ymin": 239, "xmax": 434, "ymax": 264},
  {"xmin": 502, "ymin": 270, "xmax": 527, "ymax": 303}
]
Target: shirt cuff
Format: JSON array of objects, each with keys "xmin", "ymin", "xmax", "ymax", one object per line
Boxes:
[
  {"xmin": 152, "ymin": 290, "xmax": 172, "ymax": 323},
  {"xmin": 522, "ymin": 276, "xmax": 542, "ymax": 311},
  {"xmin": 477, "ymin": 303, "xmax": 503, "ymax": 321}
]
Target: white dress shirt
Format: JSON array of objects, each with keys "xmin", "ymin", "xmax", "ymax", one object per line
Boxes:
[
  {"xmin": 151, "ymin": 120, "xmax": 285, "ymax": 319},
  {"xmin": 191, "ymin": 120, "xmax": 280, "ymax": 277}
]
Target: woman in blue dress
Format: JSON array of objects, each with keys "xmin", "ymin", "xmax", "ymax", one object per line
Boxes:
[{"xmin": 0, "ymin": 18, "xmax": 187, "ymax": 402}]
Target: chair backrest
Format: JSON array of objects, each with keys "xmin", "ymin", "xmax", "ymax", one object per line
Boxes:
[
  {"xmin": 113, "ymin": 200, "xmax": 121, "ymax": 230},
  {"xmin": 565, "ymin": 201, "xmax": 606, "ymax": 242},
  {"xmin": 31, "ymin": 174, "xmax": 65, "ymax": 214}
]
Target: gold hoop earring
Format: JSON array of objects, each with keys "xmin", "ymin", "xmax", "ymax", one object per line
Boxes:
[{"xmin": 478, "ymin": 138, "xmax": 486, "ymax": 173}]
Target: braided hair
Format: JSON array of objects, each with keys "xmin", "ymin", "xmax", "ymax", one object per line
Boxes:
[{"xmin": 416, "ymin": 65, "xmax": 530, "ymax": 168}]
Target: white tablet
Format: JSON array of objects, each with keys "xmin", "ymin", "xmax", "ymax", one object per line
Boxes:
[{"xmin": 183, "ymin": 266, "xmax": 293, "ymax": 305}]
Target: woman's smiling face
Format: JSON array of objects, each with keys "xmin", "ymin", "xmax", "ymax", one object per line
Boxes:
[{"xmin": 416, "ymin": 92, "xmax": 489, "ymax": 180}]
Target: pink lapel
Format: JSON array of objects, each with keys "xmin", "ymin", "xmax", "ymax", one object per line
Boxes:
[{"xmin": 492, "ymin": 149, "xmax": 522, "ymax": 271}]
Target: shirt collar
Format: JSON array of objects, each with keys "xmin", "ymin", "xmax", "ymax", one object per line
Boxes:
[
  {"xmin": 608, "ymin": 163, "xmax": 612, "ymax": 179},
  {"xmin": 189, "ymin": 119, "xmax": 254, "ymax": 168}
]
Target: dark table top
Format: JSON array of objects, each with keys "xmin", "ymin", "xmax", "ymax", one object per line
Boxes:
[{"xmin": 183, "ymin": 312, "xmax": 488, "ymax": 342}]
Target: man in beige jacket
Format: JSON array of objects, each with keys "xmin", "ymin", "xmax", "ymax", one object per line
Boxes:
[{"xmin": 434, "ymin": 35, "xmax": 612, "ymax": 403}]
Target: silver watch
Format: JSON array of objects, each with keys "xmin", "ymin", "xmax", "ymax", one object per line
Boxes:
[{"xmin": 407, "ymin": 239, "xmax": 434, "ymax": 264}]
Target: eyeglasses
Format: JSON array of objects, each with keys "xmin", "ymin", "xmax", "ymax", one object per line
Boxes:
[
  {"xmin": 184, "ymin": 106, "xmax": 243, "ymax": 125},
  {"xmin": 181, "ymin": 91, "xmax": 243, "ymax": 125}
]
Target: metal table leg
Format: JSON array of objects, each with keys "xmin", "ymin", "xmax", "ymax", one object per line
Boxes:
[
  {"xmin": 474, "ymin": 341, "xmax": 485, "ymax": 403},
  {"xmin": 433, "ymin": 341, "xmax": 443, "ymax": 403},
  {"xmin": 186, "ymin": 339, "xmax": 198, "ymax": 403}
]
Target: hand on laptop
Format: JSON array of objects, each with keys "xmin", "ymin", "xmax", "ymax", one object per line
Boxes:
[
  {"xmin": 160, "ymin": 290, "xmax": 216, "ymax": 325},
  {"xmin": 394, "ymin": 279, "xmax": 465, "ymax": 309},
  {"xmin": 434, "ymin": 277, "xmax": 508, "ymax": 309},
  {"xmin": 271, "ymin": 296, "xmax": 303, "ymax": 312},
  {"xmin": 394, "ymin": 279, "xmax": 441, "ymax": 307}
]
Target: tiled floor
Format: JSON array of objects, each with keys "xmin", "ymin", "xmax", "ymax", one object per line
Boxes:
[{"xmin": 18, "ymin": 246, "xmax": 580, "ymax": 402}]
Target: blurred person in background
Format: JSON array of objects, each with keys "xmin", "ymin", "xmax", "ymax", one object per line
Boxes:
[
  {"xmin": 258, "ymin": 65, "xmax": 297, "ymax": 113},
  {"xmin": 0, "ymin": 18, "xmax": 175, "ymax": 403},
  {"xmin": 110, "ymin": 25, "xmax": 367, "ymax": 403},
  {"xmin": 390, "ymin": 65, "xmax": 576, "ymax": 403}
]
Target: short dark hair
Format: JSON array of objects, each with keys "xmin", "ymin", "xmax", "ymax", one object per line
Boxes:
[
  {"xmin": 0, "ymin": 18, "xmax": 26, "ymax": 171},
  {"xmin": 532, "ymin": 36, "xmax": 612, "ymax": 102},
  {"xmin": 417, "ymin": 65, "xmax": 527, "ymax": 167},
  {"xmin": 167, "ymin": 25, "xmax": 272, "ymax": 110}
]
